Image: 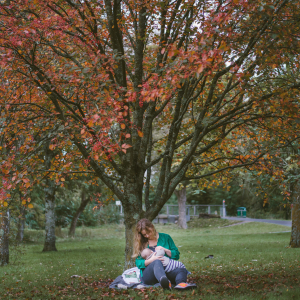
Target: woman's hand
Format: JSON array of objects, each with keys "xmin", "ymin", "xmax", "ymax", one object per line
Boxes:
[
  {"xmin": 144, "ymin": 253, "xmax": 164, "ymax": 266},
  {"xmin": 155, "ymin": 246, "xmax": 171, "ymax": 258}
]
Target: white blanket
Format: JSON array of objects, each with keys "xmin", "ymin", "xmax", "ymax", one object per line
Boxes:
[{"xmin": 121, "ymin": 267, "xmax": 141, "ymax": 284}]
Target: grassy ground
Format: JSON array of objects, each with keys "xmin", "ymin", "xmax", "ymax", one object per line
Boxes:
[{"xmin": 1, "ymin": 219, "xmax": 299, "ymax": 299}]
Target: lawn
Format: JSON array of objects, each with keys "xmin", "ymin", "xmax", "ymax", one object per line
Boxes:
[{"xmin": 1, "ymin": 219, "xmax": 299, "ymax": 299}]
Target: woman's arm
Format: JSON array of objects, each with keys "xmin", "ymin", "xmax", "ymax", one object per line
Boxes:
[
  {"xmin": 144, "ymin": 254, "xmax": 164, "ymax": 266},
  {"xmin": 136, "ymin": 253, "xmax": 164, "ymax": 268},
  {"xmin": 155, "ymin": 246, "xmax": 171, "ymax": 257},
  {"xmin": 156, "ymin": 234, "xmax": 180, "ymax": 260},
  {"xmin": 168, "ymin": 235, "xmax": 180, "ymax": 260},
  {"xmin": 135, "ymin": 256, "xmax": 146, "ymax": 269}
]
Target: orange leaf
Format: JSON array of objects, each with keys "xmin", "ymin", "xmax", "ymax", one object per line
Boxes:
[
  {"xmin": 3, "ymin": 202, "xmax": 8, "ymax": 207},
  {"xmin": 121, "ymin": 124, "xmax": 126, "ymax": 130},
  {"xmin": 61, "ymin": 178, "xmax": 65, "ymax": 182},
  {"xmin": 168, "ymin": 50, "xmax": 174, "ymax": 57},
  {"xmin": 125, "ymin": 133, "xmax": 131, "ymax": 138},
  {"xmin": 28, "ymin": 204, "xmax": 33, "ymax": 209},
  {"xmin": 122, "ymin": 143, "xmax": 132, "ymax": 149},
  {"xmin": 138, "ymin": 130, "xmax": 144, "ymax": 137},
  {"xmin": 22, "ymin": 200, "xmax": 26, "ymax": 205},
  {"xmin": 197, "ymin": 65, "xmax": 204, "ymax": 74}
]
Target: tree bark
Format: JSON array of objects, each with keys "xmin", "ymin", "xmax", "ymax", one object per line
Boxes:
[
  {"xmin": 175, "ymin": 187, "xmax": 187, "ymax": 229},
  {"xmin": 68, "ymin": 191, "xmax": 90, "ymax": 237},
  {"xmin": 123, "ymin": 179, "xmax": 143, "ymax": 270},
  {"xmin": 124, "ymin": 215, "xmax": 137, "ymax": 270},
  {"xmin": 0, "ymin": 209, "xmax": 10, "ymax": 266},
  {"xmin": 43, "ymin": 182, "xmax": 57, "ymax": 251},
  {"xmin": 290, "ymin": 180, "xmax": 300, "ymax": 247},
  {"xmin": 16, "ymin": 205, "xmax": 25, "ymax": 244},
  {"xmin": 42, "ymin": 142, "xmax": 57, "ymax": 252}
]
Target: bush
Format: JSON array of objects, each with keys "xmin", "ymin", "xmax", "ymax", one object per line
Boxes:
[
  {"xmin": 25, "ymin": 204, "xmax": 45, "ymax": 229},
  {"xmin": 55, "ymin": 203, "xmax": 98, "ymax": 228},
  {"xmin": 97, "ymin": 205, "xmax": 122, "ymax": 225}
]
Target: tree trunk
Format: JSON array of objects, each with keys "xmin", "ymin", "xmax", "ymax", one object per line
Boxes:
[
  {"xmin": 123, "ymin": 179, "xmax": 143, "ymax": 270},
  {"xmin": 16, "ymin": 205, "xmax": 25, "ymax": 244},
  {"xmin": 0, "ymin": 209, "xmax": 10, "ymax": 266},
  {"xmin": 68, "ymin": 191, "xmax": 90, "ymax": 237},
  {"xmin": 175, "ymin": 187, "xmax": 187, "ymax": 229},
  {"xmin": 124, "ymin": 215, "xmax": 137, "ymax": 270},
  {"xmin": 43, "ymin": 183, "xmax": 57, "ymax": 251},
  {"xmin": 290, "ymin": 180, "xmax": 300, "ymax": 247},
  {"xmin": 43, "ymin": 142, "xmax": 57, "ymax": 252}
]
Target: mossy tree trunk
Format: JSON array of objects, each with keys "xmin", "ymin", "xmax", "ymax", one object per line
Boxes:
[
  {"xmin": 124, "ymin": 213, "xmax": 137, "ymax": 270},
  {"xmin": 16, "ymin": 205, "xmax": 25, "ymax": 244},
  {"xmin": 175, "ymin": 186, "xmax": 187, "ymax": 229},
  {"xmin": 42, "ymin": 141, "xmax": 57, "ymax": 252},
  {"xmin": 290, "ymin": 180, "xmax": 300, "ymax": 247},
  {"xmin": 122, "ymin": 176, "xmax": 144, "ymax": 270},
  {"xmin": 0, "ymin": 209, "xmax": 10, "ymax": 266}
]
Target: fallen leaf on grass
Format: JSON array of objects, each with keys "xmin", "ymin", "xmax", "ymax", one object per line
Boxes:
[{"xmin": 71, "ymin": 275, "xmax": 83, "ymax": 279}]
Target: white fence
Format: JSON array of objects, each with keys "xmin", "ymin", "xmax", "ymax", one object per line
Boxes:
[
  {"xmin": 159, "ymin": 204, "xmax": 227, "ymax": 217},
  {"xmin": 118, "ymin": 203, "xmax": 227, "ymax": 224}
]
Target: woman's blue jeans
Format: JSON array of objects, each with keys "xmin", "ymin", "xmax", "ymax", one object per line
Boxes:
[{"xmin": 141, "ymin": 260, "xmax": 188, "ymax": 285}]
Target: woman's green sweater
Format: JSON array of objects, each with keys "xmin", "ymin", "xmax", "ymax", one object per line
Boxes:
[{"xmin": 135, "ymin": 232, "xmax": 180, "ymax": 277}]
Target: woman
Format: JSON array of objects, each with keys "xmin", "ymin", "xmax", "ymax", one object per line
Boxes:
[{"xmin": 132, "ymin": 218, "xmax": 195, "ymax": 290}]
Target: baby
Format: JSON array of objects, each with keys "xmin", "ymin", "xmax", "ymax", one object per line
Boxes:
[{"xmin": 141, "ymin": 248, "xmax": 186, "ymax": 273}]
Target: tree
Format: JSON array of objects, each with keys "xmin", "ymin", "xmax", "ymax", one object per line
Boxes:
[
  {"xmin": 16, "ymin": 195, "xmax": 26, "ymax": 244},
  {"xmin": 68, "ymin": 191, "xmax": 90, "ymax": 237},
  {"xmin": 290, "ymin": 180, "xmax": 300, "ymax": 247},
  {"xmin": 174, "ymin": 185, "xmax": 188, "ymax": 229},
  {"xmin": 0, "ymin": 209, "xmax": 10, "ymax": 266},
  {"xmin": 42, "ymin": 141, "xmax": 58, "ymax": 252},
  {"xmin": 256, "ymin": 145, "xmax": 300, "ymax": 247},
  {"xmin": 1, "ymin": 0, "xmax": 300, "ymax": 267}
]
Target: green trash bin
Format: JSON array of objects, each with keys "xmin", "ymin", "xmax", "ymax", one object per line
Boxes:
[{"xmin": 237, "ymin": 207, "xmax": 246, "ymax": 218}]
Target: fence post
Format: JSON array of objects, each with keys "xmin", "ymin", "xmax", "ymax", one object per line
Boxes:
[
  {"xmin": 223, "ymin": 200, "xmax": 226, "ymax": 217},
  {"xmin": 166, "ymin": 205, "xmax": 169, "ymax": 215},
  {"xmin": 208, "ymin": 206, "xmax": 211, "ymax": 214}
]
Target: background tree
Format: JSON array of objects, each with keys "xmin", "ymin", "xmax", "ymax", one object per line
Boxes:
[
  {"xmin": 0, "ymin": 209, "xmax": 10, "ymax": 266},
  {"xmin": 42, "ymin": 140, "xmax": 58, "ymax": 251},
  {"xmin": 174, "ymin": 184, "xmax": 188, "ymax": 229}
]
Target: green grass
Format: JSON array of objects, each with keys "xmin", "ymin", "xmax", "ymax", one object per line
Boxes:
[{"xmin": 1, "ymin": 220, "xmax": 299, "ymax": 299}]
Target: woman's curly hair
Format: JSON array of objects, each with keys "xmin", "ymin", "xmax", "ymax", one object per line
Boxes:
[{"xmin": 132, "ymin": 218, "xmax": 157, "ymax": 258}]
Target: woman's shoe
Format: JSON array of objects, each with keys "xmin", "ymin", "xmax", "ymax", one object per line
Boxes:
[
  {"xmin": 174, "ymin": 282, "xmax": 197, "ymax": 290},
  {"xmin": 159, "ymin": 276, "xmax": 171, "ymax": 290}
]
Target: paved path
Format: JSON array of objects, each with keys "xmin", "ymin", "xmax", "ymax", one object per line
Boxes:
[{"xmin": 222, "ymin": 216, "xmax": 292, "ymax": 227}]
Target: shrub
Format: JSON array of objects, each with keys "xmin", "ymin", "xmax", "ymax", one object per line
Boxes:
[{"xmin": 97, "ymin": 205, "xmax": 122, "ymax": 225}]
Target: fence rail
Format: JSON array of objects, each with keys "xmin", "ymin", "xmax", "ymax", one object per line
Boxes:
[
  {"xmin": 159, "ymin": 205, "xmax": 227, "ymax": 217},
  {"xmin": 118, "ymin": 204, "xmax": 227, "ymax": 219}
]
